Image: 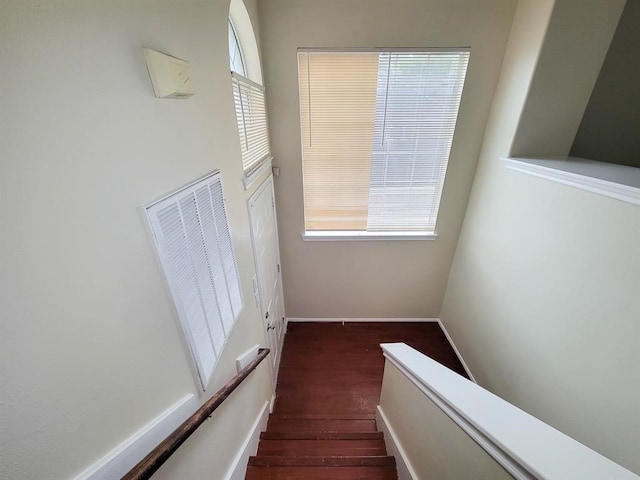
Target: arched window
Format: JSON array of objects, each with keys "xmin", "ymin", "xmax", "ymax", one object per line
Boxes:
[
  {"xmin": 228, "ymin": 0, "xmax": 262, "ymax": 83},
  {"xmin": 229, "ymin": 0, "xmax": 271, "ymax": 189},
  {"xmin": 228, "ymin": 20, "xmax": 246, "ymax": 76}
]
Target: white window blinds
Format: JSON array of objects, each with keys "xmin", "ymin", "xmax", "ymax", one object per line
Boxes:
[
  {"xmin": 145, "ymin": 172, "xmax": 243, "ymax": 390},
  {"xmin": 232, "ymin": 72, "xmax": 271, "ymax": 178},
  {"xmin": 298, "ymin": 49, "xmax": 470, "ymax": 233}
]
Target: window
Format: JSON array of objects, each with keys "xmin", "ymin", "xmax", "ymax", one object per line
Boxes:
[
  {"xmin": 228, "ymin": 13, "xmax": 272, "ymax": 188},
  {"xmin": 228, "ymin": 20, "xmax": 246, "ymax": 76},
  {"xmin": 145, "ymin": 172, "xmax": 243, "ymax": 390},
  {"xmin": 298, "ymin": 49, "xmax": 470, "ymax": 238},
  {"xmin": 232, "ymin": 73, "xmax": 271, "ymax": 182}
]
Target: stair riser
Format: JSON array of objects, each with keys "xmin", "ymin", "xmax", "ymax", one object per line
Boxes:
[
  {"xmin": 245, "ymin": 466, "xmax": 398, "ymax": 480},
  {"xmin": 266, "ymin": 418, "xmax": 377, "ymax": 433},
  {"xmin": 257, "ymin": 439, "xmax": 387, "ymax": 456},
  {"xmin": 260, "ymin": 432, "xmax": 383, "ymax": 440},
  {"xmin": 249, "ymin": 455, "xmax": 396, "ymax": 467}
]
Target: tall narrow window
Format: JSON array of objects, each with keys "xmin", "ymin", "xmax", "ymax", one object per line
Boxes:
[
  {"xmin": 145, "ymin": 172, "xmax": 243, "ymax": 390},
  {"xmin": 229, "ymin": 16, "xmax": 272, "ymax": 188},
  {"xmin": 298, "ymin": 49, "xmax": 470, "ymax": 237}
]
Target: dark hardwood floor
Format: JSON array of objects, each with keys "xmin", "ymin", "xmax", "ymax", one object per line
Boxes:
[
  {"xmin": 274, "ymin": 322, "xmax": 468, "ymax": 415},
  {"xmin": 246, "ymin": 322, "xmax": 467, "ymax": 479}
]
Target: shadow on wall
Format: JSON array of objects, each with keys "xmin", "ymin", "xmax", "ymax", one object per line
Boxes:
[{"xmin": 570, "ymin": 0, "xmax": 640, "ymax": 168}]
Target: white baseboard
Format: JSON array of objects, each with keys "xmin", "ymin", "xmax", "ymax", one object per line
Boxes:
[
  {"xmin": 73, "ymin": 394, "xmax": 198, "ymax": 480},
  {"xmin": 224, "ymin": 400, "xmax": 270, "ymax": 480},
  {"xmin": 376, "ymin": 406, "xmax": 418, "ymax": 480},
  {"xmin": 287, "ymin": 317, "xmax": 439, "ymax": 323},
  {"xmin": 436, "ymin": 319, "xmax": 477, "ymax": 383}
]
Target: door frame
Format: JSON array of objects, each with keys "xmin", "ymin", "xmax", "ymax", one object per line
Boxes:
[{"xmin": 247, "ymin": 174, "xmax": 286, "ymax": 391}]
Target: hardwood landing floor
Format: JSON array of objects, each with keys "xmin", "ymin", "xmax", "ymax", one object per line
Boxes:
[
  {"xmin": 245, "ymin": 322, "xmax": 468, "ymax": 479},
  {"xmin": 275, "ymin": 322, "xmax": 468, "ymax": 415}
]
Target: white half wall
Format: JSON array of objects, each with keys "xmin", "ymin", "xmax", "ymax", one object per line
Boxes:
[
  {"xmin": 378, "ymin": 343, "xmax": 639, "ymax": 479},
  {"xmin": 378, "ymin": 361, "xmax": 512, "ymax": 480}
]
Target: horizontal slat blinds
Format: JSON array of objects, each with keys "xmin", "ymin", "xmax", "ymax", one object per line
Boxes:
[
  {"xmin": 146, "ymin": 172, "xmax": 243, "ymax": 390},
  {"xmin": 232, "ymin": 72, "xmax": 271, "ymax": 177},
  {"xmin": 298, "ymin": 49, "xmax": 470, "ymax": 233},
  {"xmin": 299, "ymin": 52, "xmax": 379, "ymax": 230}
]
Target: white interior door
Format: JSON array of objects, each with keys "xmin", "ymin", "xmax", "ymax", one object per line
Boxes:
[{"xmin": 248, "ymin": 175, "xmax": 285, "ymax": 388}]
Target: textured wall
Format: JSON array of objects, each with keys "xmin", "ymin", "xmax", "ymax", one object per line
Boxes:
[{"xmin": 0, "ymin": 1, "xmax": 271, "ymax": 478}]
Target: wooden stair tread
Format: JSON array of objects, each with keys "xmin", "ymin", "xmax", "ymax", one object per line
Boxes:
[
  {"xmin": 272, "ymin": 394, "xmax": 381, "ymax": 415},
  {"xmin": 257, "ymin": 439, "xmax": 387, "ymax": 456},
  {"xmin": 261, "ymin": 431, "xmax": 383, "ymax": 440},
  {"xmin": 268, "ymin": 413, "xmax": 376, "ymax": 420},
  {"xmin": 245, "ymin": 466, "xmax": 398, "ymax": 480},
  {"xmin": 248, "ymin": 455, "xmax": 396, "ymax": 467},
  {"xmin": 245, "ymin": 324, "xmax": 468, "ymax": 480},
  {"xmin": 266, "ymin": 417, "xmax": 377, "ymax": 433}
]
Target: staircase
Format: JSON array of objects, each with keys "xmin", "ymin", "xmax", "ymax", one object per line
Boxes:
[
  {"xmin": 244, "ymin": 322, "xmax": 468, "ymax": 479},
  {"xmin": 246, "ymin": 413, "xmax": 397, "ymax": 479}
]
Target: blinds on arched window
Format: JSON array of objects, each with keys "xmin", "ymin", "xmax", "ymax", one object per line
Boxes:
[{"xmin": 232, "ymin": 72, "xmax": 272, "ymax": 180}]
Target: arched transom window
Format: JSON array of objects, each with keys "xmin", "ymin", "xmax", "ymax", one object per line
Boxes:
[
  {"xmin": 229, "ymin": 1, "xmax": 271, "ymax": 188},
  {"xmin": 228, "ymin": 20, "xmax": 246, "ymax": 76}
]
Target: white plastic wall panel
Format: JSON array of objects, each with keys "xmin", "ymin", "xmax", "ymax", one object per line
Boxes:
[{"xmin": 145, "ymin": 172, "xmax": 243, "ymax": 389}]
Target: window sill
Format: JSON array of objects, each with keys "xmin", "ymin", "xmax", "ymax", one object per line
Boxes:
[
  {"xmin": 243, "ymin": 157, "xmax": 273, "ymax": 191},
  {"xmin": 503, "ymin": 156, "xmax": 640, "ymax": 206},
  {"xmin": 302, "ymin": 231, "xmax": 438, "ymax": 241}
]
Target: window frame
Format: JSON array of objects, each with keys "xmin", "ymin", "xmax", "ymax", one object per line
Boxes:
[
  {"xmin": 228, "ymin": 19, "xmax": 246, "ymax": 76},
  {"xmin": 297, "ymin": 47, "xmax": 470, "ymax": 241}
]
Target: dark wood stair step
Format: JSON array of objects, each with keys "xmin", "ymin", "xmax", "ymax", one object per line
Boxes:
[
  {"xmin": 267, "ymin": 413, "xmax": 376, "ymax": 420},
  {"xmin": 257, "ymin": 439, "xmax": 387, "ymax": 456},
  {"xmin": 271, "ymin": 392, "xmax": 381, "ymax": 416},
  {"xmin": 245, "ymin": 466, "xmax": 398, "ymax": 480},
  {"xmin": 266, "ymin": 417, "xmax": 377, "ymax": 433},
  {"xmin": 248, "ymin": 455, "xmax": 395, "ymax": 467},
  {"xmin": 261, "ymin": 431, "xmax": 383, "ymax": 440}
]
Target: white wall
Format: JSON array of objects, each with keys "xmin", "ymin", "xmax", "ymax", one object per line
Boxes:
[
  {"xmin": 571, "ymin": 0, "xmax": 640, "ymax": 168},
  {"xmin": 440, "ymin": 0, "xmax": 640, "ymax": 474},
  {"xmin": 0, "ymin": 1, "xmax": 271, "ymax": 478},
  {"xmin": 510, "ymin": 0, "xmax": 626, "ymax": 158},
  {"xmin": 258, "ymin": 0, "xmax": 517, "ymax": 318}
]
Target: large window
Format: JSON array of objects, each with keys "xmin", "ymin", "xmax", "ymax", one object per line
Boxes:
[{"xmin": 298, "ymin": 49, "xmax": 470, "ymax": 238}]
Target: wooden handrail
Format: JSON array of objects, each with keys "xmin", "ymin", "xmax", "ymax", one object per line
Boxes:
[{"xmin": 122, "ymin": 348, "xmax": 270, "ymax": 480}]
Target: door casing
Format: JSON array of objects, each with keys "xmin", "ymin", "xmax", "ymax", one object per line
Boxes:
[{"xmin": 247, "ymin": 174, "xmax": 286, "ymax": 390}]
